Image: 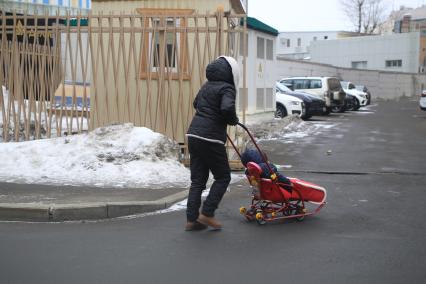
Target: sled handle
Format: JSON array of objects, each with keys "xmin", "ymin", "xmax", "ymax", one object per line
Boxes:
[{"xmin": 227, "ymin": 123, "xmax": 276, "ymax": 180}]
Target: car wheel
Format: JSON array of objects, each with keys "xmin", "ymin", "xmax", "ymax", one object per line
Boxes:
[
  {"xmin": 331, "ymin": 104, "xmax": 345, "ymax": 113},
  {"xmin": 345, "ymin": 98, "xmax": 355, "ymax": 111},
  {"xmin": 353, "ymin": 98, "xmax": 360, "ymax": 111},
  {"xmin": 275, "ymin": 104, "xmax": 287, "ymax": 118}
]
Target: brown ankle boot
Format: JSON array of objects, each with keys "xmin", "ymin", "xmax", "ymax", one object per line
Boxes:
[
  {"xmin": 198, "ymin": 214, "xmax": 222, "ymax": 230},
  {"xmin": 185, "ymin": 221, "xmax": 207, "ymax": 231}
]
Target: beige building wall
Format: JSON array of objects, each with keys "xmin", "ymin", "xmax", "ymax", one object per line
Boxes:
[
  {"xmin": 91, "ymin": 0, "xmax": 235, "ymax": 14},
  {"xmin": 88, "ymin": 1, "xmax": 246, "ymax": 143}
]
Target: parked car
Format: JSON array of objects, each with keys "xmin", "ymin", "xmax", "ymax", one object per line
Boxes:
[
  {"xmin": 341, "ymin": 81, "xmax": 368, "ymax": 110},
  {"xmin": 275, "ymin": 85, "xmax": 305, "ymax": 118},
  {"xmin": 344, "ymin": 93, "xmax": 358, "ymax": 111},
  {"xmin": 276, "ymin": 82, "xmax": 326, "ymax": 119},
  {"xmin": 355, "ymin": 85, "xmax": 372, "ymax": 105},
  {"xmin": 279, "ymin": 77, "xmax": 346, "ymax": 114},
  {"xmin": 420, "ymin": 90, "xmax": 426, "ymax": 111}
]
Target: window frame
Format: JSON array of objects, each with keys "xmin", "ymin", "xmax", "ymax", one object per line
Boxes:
[
  {"xmin": 136, "ymin": 8, "xmax": 194, "ymax": 80},
  {"xmin": 266, "ymin": 39, "xmax": 273, "ymax": 60},
  {"xmin": 257, "ymin": 36, "xmax": 265, "ymax": 59},
  {"xmin": 385, "ymin": 59, "xmax": 402, "ymax": 68}
]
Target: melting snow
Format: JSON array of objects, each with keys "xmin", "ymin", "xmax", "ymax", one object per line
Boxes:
[{"xmin": 0, "ymin": 123, "xmax": 190, "ymax": 188}]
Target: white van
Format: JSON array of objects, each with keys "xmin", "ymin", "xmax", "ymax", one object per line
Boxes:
[{"xmin": 279, "ymin": 77, "xmax": 346, "ymax": 114}]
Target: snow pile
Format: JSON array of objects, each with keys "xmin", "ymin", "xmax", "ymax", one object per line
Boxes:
[
  {"xmin": 245, "ymin": 115, "xmax": 336, "ymax": 144},
  {"xmin": 0, "ymin": 123, "xmax": 190, "ymax": 188},
  {"xmin": 246, "ymin": 115, "xmax": 303, "ymax": 140}
]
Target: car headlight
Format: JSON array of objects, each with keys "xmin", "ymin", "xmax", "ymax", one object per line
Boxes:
[{"xmin": 290, "ymin": 101, "xmax": 300, "ymax": 105}]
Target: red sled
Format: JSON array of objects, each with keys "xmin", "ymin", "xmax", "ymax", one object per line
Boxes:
[{"xmin": 228, "ymin": 123, "xmax": 326, "ymax": 225}]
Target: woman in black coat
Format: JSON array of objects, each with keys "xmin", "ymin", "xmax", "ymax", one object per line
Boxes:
[{"xmin": 185, "ymin": 56, "xmax": 239, "ymax": 231}]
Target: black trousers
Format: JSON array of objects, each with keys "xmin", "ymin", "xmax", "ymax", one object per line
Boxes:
[{"xmin": 186, "ymin": 137, "xmax": 231, "ymax": 222}]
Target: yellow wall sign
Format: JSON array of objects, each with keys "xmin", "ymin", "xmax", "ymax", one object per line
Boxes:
[{"xmin": 15, "ymin": 20, "xmax": 53, "ymax": 39}]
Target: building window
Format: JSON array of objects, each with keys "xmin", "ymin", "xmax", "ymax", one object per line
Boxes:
[
  {"xmin": 287, "ymin": 39, "xmax": 290, "ymax": 47},
  {"xmin": 152, "ymin": 18, "xmax": 177, "ymax": 69},
  {"xmin": 385, "ymin": 60, "xmax": 402, "ymax": 68},
  {"xmin": 257, "ymin": 37, "xmax": 265, "ymax": 59},
  {"xmin": 256, "ymin": 88, "xmax": 264, "ymax": 110},
  {"xmin": 297, "ymin": 38, "xmax": 301, "ymax": 47},
  {"xmin": 137, "ymin": 9, "xmax": 194, "ymax": 79},
  {"xmin": 351, "ymin": 61, "xmax": 368, "ymax": 69},
  {"xmin": 324, "ymin": 36, "xmax": 328, "ymax": 39},
  {"xmin": 266, "ymin": 39, "xmax": 273, "ymax": 60}
]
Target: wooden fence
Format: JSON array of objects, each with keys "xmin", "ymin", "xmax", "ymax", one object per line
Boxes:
[{"xmin": 0, "ymin": 11, "xmax": 247, "ymax": 164}]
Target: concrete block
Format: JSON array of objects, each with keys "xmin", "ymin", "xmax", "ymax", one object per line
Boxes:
[
  {"xmin": 158, "ymin": 190, "xmax": 188, "ymax": 208},
  {"xmin": 0, "ymin": 203, "xmax": 49, "ymax": 222},
  {"xmin": 107, "ymin": 201, "xmax": 165, "ymax": 218},
  {"xmin": 50, "ymin": 203, "xmax": 108, "ymax": 221}
]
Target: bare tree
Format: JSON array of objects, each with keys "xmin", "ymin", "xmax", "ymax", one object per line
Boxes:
[
  {"xmin": 340, "ymin": 0, "xmax": 388, "ymax": 34},
  {"xmin": 341, "ymin": 0, "xmax": 366, "ymax": 33}
]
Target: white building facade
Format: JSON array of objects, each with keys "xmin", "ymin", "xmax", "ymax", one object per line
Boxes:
[
  {"xmin": 238, "ymin": 17, "xmax": 278, "ymax": 115},
  {"xmin": 276, "ymin": 31, "xmax": 343, "ymax": 59},
  {"xmin": 309, "ymin": 31, "xmax": 425, "ymax": 73}
]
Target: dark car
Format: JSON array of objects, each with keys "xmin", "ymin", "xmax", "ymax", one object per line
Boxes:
[
  {"xmin": 276, "ymin": 82, "xmax": 326, "ymax": 119},
  {"xmin": 355, "ymin": 85, "xmax": 371, "ymax": 105}
]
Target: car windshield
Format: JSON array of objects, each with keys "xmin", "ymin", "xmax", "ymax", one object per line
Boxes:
[
  {"xmin": 340, "ymin": 81, "xmax": 349, "ymax": 89},
  {"xmin": 276, "ymin": 82, "xmax": 292, "ymax": 93}
]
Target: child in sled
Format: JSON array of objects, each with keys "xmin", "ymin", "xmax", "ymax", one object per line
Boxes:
[{"xmin": 241, "ymin": 148, "xmax": 292, "ymax": 189}]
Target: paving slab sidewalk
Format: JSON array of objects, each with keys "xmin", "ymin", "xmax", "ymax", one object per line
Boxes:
[{"xmin": 0, "ymin": 182, "xmax": 188, "ymax": 222}]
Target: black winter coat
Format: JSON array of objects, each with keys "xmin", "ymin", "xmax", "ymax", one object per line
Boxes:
[{"xmin": 186, "ymin": 57, "xmax": 239, "ymax": 144}]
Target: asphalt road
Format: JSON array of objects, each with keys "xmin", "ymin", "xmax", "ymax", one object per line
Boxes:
[{"xmin": 1, "ymin": 98, "xmax": 425, "ymax": 284}]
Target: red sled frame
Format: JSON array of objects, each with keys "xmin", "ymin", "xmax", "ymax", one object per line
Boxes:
[{"xmin": 228, "ymin": 123, "xmax": 326, "ymax": 225}]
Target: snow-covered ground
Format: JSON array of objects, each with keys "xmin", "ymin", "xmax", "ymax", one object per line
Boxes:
[
  {"xmin": 1, "ymin": 83, "xmax": 345, "ymax": 190},
  {"xmin": 246, "ymin": 114, "xmax": 337, "ymax": 143},
  {"xmin": 0, "ymin": 115, "xmax": 336, "ymax": 189},
  {"xmin": 0, "ymin": 123, "xmax": 190, "ymax": 188}
]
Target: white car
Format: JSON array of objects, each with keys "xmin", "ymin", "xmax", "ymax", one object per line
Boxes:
[
  {"xmin": 340, "ymin": 81, "xmax": 368, "ymax": 110},
  {"xmin": 420, "ymin": 90, "xmax": 426, "ymax": 111},
  {"xmin": 275, "ymin": 87, "xmax": 305, "ymax": 118}
]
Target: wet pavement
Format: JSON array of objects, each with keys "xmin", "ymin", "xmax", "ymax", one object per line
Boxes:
[{"xmin": 0, "ymin": 98, "xmax": 425, "ymax": 283}]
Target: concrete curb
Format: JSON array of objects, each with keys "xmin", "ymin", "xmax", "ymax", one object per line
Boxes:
[{"xmin": 0, "ymin": 190, "xmax": 189, "ymax": 222}]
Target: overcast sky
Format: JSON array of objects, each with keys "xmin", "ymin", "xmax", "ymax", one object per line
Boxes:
[{"xmin": 248, "ymin": 0, "xmax": 426, "ymax": 32}]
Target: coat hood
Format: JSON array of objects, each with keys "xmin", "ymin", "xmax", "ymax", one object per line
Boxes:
[{"xmin": 206, "ymin": 56, "xmax": 240, "ymax": 97}]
